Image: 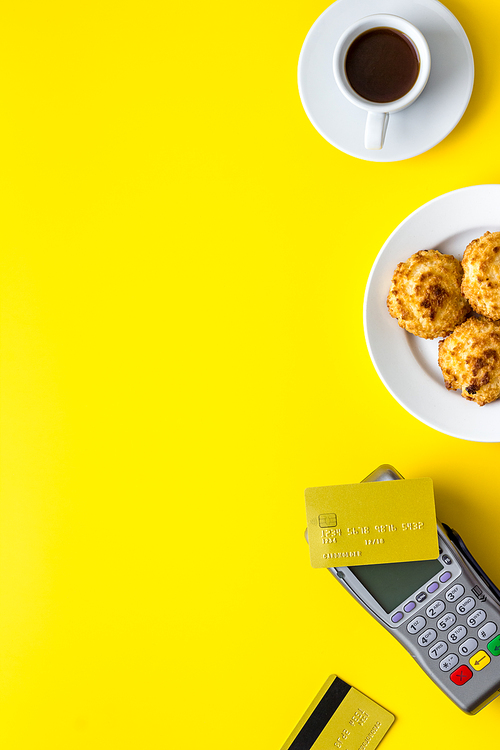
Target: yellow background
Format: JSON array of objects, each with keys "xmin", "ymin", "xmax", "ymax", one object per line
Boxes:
[{"xmin": 2, "ymin": 0, "xmax": 500, "ymax": 747}]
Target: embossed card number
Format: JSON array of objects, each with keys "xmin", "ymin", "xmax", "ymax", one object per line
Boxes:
[{"xmin": 305, "ymin": 478, "xmax": 439, "ymax": 568}]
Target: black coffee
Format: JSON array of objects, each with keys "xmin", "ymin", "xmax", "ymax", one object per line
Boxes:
[{"xmin": 345, "ymin": 27, "xmax": 420, "ymax": 103}]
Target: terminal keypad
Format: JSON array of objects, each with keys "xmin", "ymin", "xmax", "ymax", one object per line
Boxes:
[{"xmin": 407, "ymin": 582, "xmax": 500, "ymax": 684}]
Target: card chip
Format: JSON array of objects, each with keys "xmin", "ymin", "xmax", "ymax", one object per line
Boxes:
[{"xmin": 318, "ymin": 513, "xmax": 337, "ymax": 528}]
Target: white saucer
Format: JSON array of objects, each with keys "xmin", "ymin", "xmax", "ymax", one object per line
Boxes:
[
  {"xmin": 364, "ymin": 185, "xmax": 500, "ymax": 442},
  {"xmin": 298, "ymin": 0, "xmax": 474, "ymax": 162}
]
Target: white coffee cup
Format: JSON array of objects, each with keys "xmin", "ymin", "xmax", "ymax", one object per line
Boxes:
[{"xmin": 333, "ymin": 14, "xmax": 431, "ymax": 150}]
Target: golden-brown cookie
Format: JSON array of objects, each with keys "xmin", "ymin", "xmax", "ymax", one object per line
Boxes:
[
  {"xmin": 461, "ymin": 231, "xmax": 500, "ymax": 320},
  {"xmin": 387, "ymin": 249, "xmax": 471, "ymax": 339},
  {"xmin": 438, "ymin": 317, "xmax": 500, "ymax": 406}
]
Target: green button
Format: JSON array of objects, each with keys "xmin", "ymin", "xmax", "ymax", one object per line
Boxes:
[{"xmin": 487, "ymin": 635, "xmax": 500, "ymax": 656}]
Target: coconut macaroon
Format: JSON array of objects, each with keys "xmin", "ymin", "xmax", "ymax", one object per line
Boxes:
[
  {"xmin": 387, "ymin": 249, "xmax": 471, "ymax": 339},
  {"xmin": 461, "ymin": 231, "xmax": 500, "ymax": 320},
  {"xmin": 438, "ymin": 317, "xmax": 500, "ymax": 406}
]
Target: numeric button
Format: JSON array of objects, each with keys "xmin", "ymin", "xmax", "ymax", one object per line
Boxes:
[
  {"xmin": 426, "ymin": 600, "xmax": 445, "ymax": 619},
  {"xmin": 429, "ymin": 641, "xmax": 448, "ymax": 659},
  {"xmin": 407, "ymin": 616, "xmax": 426, "ymax": 634},
  {"xmin": 467, "ymin": 610, "xmax": 486, "ymax": 628},
  {"xmin": 448, "ymin": 625, "xmax": 467, "ymax": 644},
  {"xmin": 418, "ymin": 628, "xmax": 437, "ymax": 647},
  {"xmin": 445, "ymin": 584, "xmax": 465, "ymax": 602},
  {"xmin": 459, "ymin": 638, "xmax": 478, "ymax": 656},
  {"xmin": 478, "ymin": 622, "xmax": 497, "ymax": 641},
  {"xmin": 456, "ymin": 597, "xmax": 476, "ymax": 616},
  {"xmin": 437, "ymin": 613, "xmax": 456, "ymax": 631}
]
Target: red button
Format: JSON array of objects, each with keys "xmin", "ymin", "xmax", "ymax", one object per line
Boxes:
[{"xmin": 450, "ymin": 665, "xmax": 473, "ymax": 686}]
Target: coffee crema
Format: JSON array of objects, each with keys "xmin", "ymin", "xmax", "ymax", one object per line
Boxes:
[{"xmin": 345, "ymin": 27, "xmax": 420, "ymax": 104}]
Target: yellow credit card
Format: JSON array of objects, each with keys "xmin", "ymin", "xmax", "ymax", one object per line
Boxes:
[
  {"xmin": 280, "ymin": 674, "xmax": 395, "ymax": 750},
  {"xmin": 305, "ymin": 478, "xmax": 439, "ymax": 568}
]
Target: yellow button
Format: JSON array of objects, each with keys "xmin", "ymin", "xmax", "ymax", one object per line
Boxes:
[{"xmin": 470, "ymin": 650, "xmax": 491, "ymax": 671}]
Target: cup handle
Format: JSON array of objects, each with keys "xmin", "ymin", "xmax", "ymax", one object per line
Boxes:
[{"xmin": 365, "ymin": 112, "xmax": 389, "ymax": 150}]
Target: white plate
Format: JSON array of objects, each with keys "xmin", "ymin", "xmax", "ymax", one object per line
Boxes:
[
  {"xmin": 298, "ymin": 0, "xmax": 474, "ymax": 162},
  {"xmin": 364, "ymin": 185, "xmax": 500, "ymax": 442}
]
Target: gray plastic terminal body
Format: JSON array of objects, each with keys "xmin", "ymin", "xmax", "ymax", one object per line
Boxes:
[{"xmin": 328, "ymin": 464, "xmax": 500, "ymax": 714}]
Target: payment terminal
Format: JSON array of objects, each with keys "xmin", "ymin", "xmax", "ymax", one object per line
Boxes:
[{"xmin": 324, "ymin": 465, "xmax": 500, "ymax": 714}]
